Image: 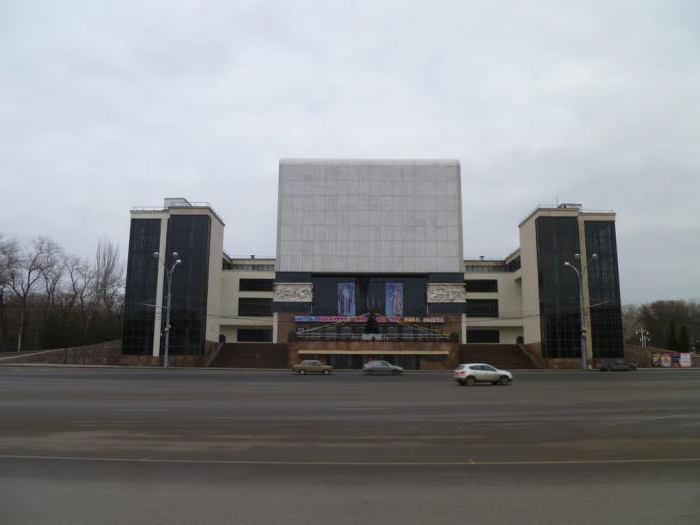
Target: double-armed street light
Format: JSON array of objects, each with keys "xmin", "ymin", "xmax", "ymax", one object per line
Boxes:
[
  {"xmin": 153, "ymin": 251, "xmax": 182, "ymax": 368},
  {"xmin": 564, "ymin": 252, "xmax": 598, "ymax": 371}
]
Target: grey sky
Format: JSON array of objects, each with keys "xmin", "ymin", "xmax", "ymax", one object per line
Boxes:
[{"xmin": 1, "ymin": 0, "xmax": 698, "ymax": 304}]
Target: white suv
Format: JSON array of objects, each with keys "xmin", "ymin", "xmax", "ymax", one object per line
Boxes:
[{"xmin": 453, "ymin": 363, "xmax": 513, "ymax": 386}]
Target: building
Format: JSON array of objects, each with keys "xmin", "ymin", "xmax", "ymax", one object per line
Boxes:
[{"xmin": 121, "ymin": 160, "xmax": 623, "ymax": 369}]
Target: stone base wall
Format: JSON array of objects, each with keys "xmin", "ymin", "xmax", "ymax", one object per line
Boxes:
[
  {"xmin": 545, "ymin": 358, "xmax": 582, "ymax": 369},
  {"xmin": 288, "ymin": 340, "xmax": 459, "ymax": 369},
  {"xmin": 0, "ymin": 340, "xmax": 122, "ymax": 365},
  {"xmin": 120, "ymin": 355, "xmax": 205, "ymax": 367}
]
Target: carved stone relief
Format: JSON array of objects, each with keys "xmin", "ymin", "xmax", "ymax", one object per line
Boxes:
[
  {"xmin": 427, "ymin": 283, "xmax": 467, "ymax": 303},
  {"xmin": 273, "ymin": 282, "xmax": 313, "ymax": 303}
]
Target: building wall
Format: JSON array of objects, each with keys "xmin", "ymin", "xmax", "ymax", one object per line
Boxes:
[
  {"xmin": 464, "ymin": 269, "xmax": 524, "ymax": 344},
  {"xmin": 219, "ymin": 261, "xmax": 274, "ymax": 342},
  {"xmin": 206, "ymin": 213, "xmax": 224, "ymax": 344},
  {"xmin": 519, "ymin": 216, "xmax": 541, "ymax": 345},
  {"xmin": 276, "ymin": 159, "xmax": 463, "ymax": 274}
]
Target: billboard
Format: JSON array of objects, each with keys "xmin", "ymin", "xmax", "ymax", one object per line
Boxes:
[
  {"xmin": 337, "ymin": 283, "xmax": 356, "ymax": 316},
  {"xmin": 385, "ymin": 283, "xmax": 403, "ymax": 317}
]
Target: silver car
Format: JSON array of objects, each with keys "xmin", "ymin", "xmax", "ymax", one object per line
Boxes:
[
  {"xmin": 362, "ymin": 360, "xmax": 404, "ymax": 375},
  {"xmin": 453, "ymin": 363, "xmax": 513, "ymax": 386}
]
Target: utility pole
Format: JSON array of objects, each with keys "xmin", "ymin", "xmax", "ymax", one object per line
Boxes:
[
  {"xmin": 564, "ymin": 252, "xmax": 598, "ymax": 371},
  {"xmin": 153, "ymin": 251, "xmax": 182, "ymax": 368}
]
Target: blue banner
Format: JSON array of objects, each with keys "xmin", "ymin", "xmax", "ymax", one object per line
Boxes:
[
  {"xmin": 337, "ymin": 282, "xmax": 356, "ymax": 316},
  {"xmin": 385, "ymin": 283, "xmax": 403, "ymax": 317}
]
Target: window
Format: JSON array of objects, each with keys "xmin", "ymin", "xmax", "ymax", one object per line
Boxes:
[
  {"xmin": 506, "ymin": 256, "xmax": 521, "ymax": 272},
  {"xmin": 239, "ymin": 279, "xmax": 274, "ymax": 292},
  {"xmin": 238, "ymin": 298, "xmax": 273, "ymax": 317},
  {"xmin": 466, "ymin": 300, "xmax": 499, "ymax": 318},
  {"xmin": 464, "ymin": 264, "xmax": 506, "ymax": 273},
  {"xmin": 467, "ymin": 330, "xmax": 500, "ymax": 343},
  {"xmin": 237, "ymin": 329, "xmax": 273, "ymax": 342},
  {"xmin": 465, "ymin": 279, "xmax": 498, "ymax": 293}
]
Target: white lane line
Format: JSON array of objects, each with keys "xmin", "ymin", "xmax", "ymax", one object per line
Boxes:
[
  {"xmin": 0, "ymin": 454, "xmax": 699, "ymax": 466},
  {"xmin": 335, "ymin": 407, "xmax": 387, "ymax": 411}
]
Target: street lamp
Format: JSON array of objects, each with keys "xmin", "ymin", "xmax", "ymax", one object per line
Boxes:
[
  {"xmin": 153, "ymin": 251, "xmax": 182, "ymax": 368},
  {"xmin": 564, "ymin": 252, "xmax": 598, "ymax": 371},
  {"xmin": 635, "ymin": 328, "xmax": 650, "ymax": 348}
]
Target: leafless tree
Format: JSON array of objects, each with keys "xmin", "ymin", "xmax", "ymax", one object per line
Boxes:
[
  {"xmin": 40, "ymin": 242, "xmax": 64, "ymax": 312},
  {"xmin": 0, "ymin": 235, "xmax": 19, "ymax": 350},
  {"xmin": 93, "ymin": 238, "xmax": 124, "ymax": 313},
  {"xmin": 8, "ymin": 237, "xmax": 61, "ymax": 351}
]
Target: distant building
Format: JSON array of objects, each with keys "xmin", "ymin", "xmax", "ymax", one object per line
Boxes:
[{"xmin": 121, "ymin": 160, "xmax": 623, "ymax": 368}]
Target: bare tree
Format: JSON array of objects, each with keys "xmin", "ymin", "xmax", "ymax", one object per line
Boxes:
[
  {"xmin": 0, "ymin": 235, "xmax": 19, "ymax": 351},
  {"xmin": 8, "ymin": 237, "xmax": 61, "ymax": 351},
  {"xmin": 40, "ymin": 242, "xmax": 64, "ymax": 312},
  {"xmin": 93, "ymin": 238, "xmax": 124, "ymax": 313}
]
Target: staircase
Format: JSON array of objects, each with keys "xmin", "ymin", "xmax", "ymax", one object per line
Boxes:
[
  {"xmin": 458, "ymin": 344, "xmax": 537, "ymax": 370},
  {"xmin": 208, "ymin": 343, "xmax": 288, "ymax": 368}
]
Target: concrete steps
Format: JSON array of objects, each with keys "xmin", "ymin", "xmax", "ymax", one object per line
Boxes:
[
  {"xmin": 458, "ymin": 344, "xmax": 537, "ymax": 370},
  {"xmin": 209, "ymin": 343, "xmax": 288, "ymax": 368}
]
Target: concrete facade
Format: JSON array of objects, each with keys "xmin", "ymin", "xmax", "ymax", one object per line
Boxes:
[{"xmin": 276, "ymin": 159, "xmax": 463, "ymax": 274}]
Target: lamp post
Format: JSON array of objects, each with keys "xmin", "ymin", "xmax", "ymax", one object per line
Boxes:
[
  {"xmin": 564, "ymin": 252, "xmax": 598, "ymax": 371},
  {"xmin": 153, "ymin": 251, "xmax": 182, "ymax": 368},
  {"xmin": 635, "ymin": 328, "xmax": 650, "ymax": 348}
]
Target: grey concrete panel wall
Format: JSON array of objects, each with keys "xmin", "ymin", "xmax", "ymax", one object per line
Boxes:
[{"xmin": 276, "ymin": 159, "xmax": 463, "ymax": 273}]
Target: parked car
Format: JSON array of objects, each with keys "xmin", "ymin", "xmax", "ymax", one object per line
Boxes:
[
  {"xmin": 291, "ymin": 360, "xmax": 333, "ymax": 375},
  {"xmin": 598, "ymin": 358, "xmax": 637, "ymax": 371},
  {"xmin": 453, "ymin": 363, "xmax": 512, "ymax": 386},
  {"xmin": 362, "ymin": 360, "xmax": 404, "ymax": 375}
]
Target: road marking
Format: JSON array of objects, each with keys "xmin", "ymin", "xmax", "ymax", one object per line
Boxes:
[
  {"xmin": 1, "ymin": 454, "xmax": 699, "ymax": 467},
  {"xmin": 335, "ymin": 407, "xmax": 387, "ymax": 411}
]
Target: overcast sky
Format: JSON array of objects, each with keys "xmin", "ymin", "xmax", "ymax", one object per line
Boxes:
[{"xmin": 1, "ymin": 0, "xmax": 698, "ymax": 303}]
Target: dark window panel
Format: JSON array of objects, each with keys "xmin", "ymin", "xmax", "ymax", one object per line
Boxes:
[
  {"xmin": 239, "ymin": 279, "xmax": 275, "ymax": 292},
  {"xmin": 465, "ymin": 279, "xmax": 498, "ymax": 293},
  {"xmin": 466, "ymin": 299, "xmax": 499, "ymax": 317},
  {"xmin": 239, "ymin": 298, "xmax": 273, "ymax": 317},
  {"xmin": 467, "ymin": 330, "xmax": 500, "ymax": 343},
  {"xmin": 237, "ymin": 329, "xmax": 273, "ymax": 342}
]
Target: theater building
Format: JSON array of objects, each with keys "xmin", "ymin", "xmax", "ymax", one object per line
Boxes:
[{"xmin": 121, "ymin": 159, "xmax": 623, "ymax": 369}]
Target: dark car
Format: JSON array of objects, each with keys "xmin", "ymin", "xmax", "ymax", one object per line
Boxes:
[{"xmin": 598, "ymin": 358, "xmax": 637, "ymax": 371}]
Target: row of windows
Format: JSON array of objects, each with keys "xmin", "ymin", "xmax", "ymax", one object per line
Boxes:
[
  {"xmin": 237, "ymin": 297, "xmax": 499, "ymax": 317},
  {"xmin": 233, "ymin": 279, "xmax": 499, "ymax": 294},
  {"xmin": 228, "ymin": 263, "xmax": 275, "ymax": 271},
  {"xmin": 464, "ymin": 256, "xmax": 520, "ymax": 273}
]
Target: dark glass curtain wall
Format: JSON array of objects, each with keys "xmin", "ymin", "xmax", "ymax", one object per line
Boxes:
[
  {"xmin": 585, "ymin": 221, "xmax": 624, "ymax": 358},
  {"xmin": 536, "ymin": 217, "xmax": 582, "ymax": 359},
  {"xmin": 311, "ymin": 275, "xmax": 428, "ymax": 317},
  {"xmin": 163, "ymin": 215, "xmax": 211, "ymax": 356},
  {"xmin": 122, "ymin": 219, "xmax": 161, "ymax": 355}
]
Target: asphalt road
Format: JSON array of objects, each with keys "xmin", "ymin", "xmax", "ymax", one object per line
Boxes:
[{"xmin": 1, "ymin": 366, "xmax": 699, "ymax": 524}]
